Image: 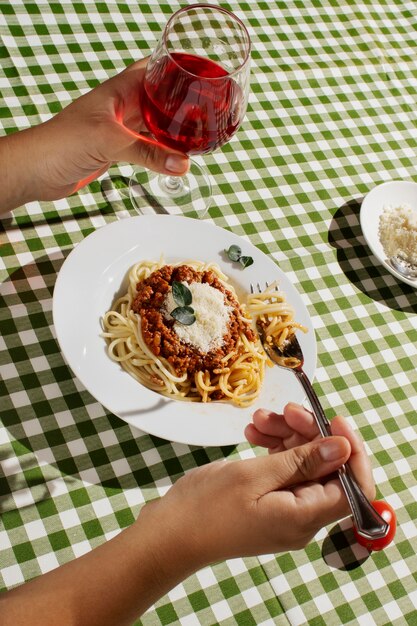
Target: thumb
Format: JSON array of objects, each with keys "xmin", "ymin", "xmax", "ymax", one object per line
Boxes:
[
  {"xmin": 258, "ymin": 436, "xmax": 351, "ymax": 492},
  {"xmin": 118, "ymin": 125, "xmax": 189, "ymax": 175}
]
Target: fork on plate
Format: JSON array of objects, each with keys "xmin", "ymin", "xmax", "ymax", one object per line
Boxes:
[{"xmin": 251, "ymin": 283, "xmax": 389, "ymax": 541}]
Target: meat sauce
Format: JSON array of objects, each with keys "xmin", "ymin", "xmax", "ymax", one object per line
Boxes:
[{"xmin": 132, "ymin": 265, "xmax": 255, "ymax": 376}]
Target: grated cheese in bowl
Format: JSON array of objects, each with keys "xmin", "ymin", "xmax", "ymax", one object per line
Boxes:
[{"xmin": 378, "ymin": 203, "xmax": 417, "ymax": 266}]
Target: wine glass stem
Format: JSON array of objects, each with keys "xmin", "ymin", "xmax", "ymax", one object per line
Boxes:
[
  {"xmin": 158, "ymin": 174, "xmax": 185, "ymax": 197},
  {"xmin": 165, "ymin": 176, "xmax": 182, "ymax": 191}
]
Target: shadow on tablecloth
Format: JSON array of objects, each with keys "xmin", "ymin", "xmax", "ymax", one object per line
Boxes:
[
  {"xmin": 328, "ymin": 198, "xmax": 417, "ymax": 314},
  {"xmin": 321, "ymin": 519, "xmax": 371, "ymax": 571},
  {"xmin": 0, "ymin": 250, "xmax": 237, "ymax": 508}
]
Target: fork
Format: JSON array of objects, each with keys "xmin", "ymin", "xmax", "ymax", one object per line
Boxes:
[{"xmin": 251, "ymin": 283, "xmax": 389, "ymax": 541}]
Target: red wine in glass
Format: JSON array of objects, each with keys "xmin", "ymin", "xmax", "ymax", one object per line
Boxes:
[{"xmin": 142, "ymin": 52, "xmax": 243, "ymax": 155}]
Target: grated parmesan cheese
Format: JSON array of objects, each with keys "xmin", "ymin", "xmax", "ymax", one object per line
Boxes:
[
  {"xmin": 379, "ymin": 203, "xmax": 417, "ymax": 265},
  {"xmin": 163, "ymin": 282, "xmax": 232, "ymax": 353}
]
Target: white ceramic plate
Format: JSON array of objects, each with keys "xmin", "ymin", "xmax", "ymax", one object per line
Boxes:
[
  {"xmin": 360, "ymin": 180, "xmax": 417, "ymax": 288},
  {"xmin": 53, "ymin": 215, "xmax": 316, "ymax": 446}
]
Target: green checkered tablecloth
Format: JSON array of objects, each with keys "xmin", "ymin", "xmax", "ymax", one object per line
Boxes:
[{"xmin": 1, "ymin": 0, "xmax": 417, "ymax": 624}]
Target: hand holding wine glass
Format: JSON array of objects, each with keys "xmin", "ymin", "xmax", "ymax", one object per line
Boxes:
[
  {"xmin": 129, "ymin": 3, "xmax": 251, "ymax": 217},
  {"xmin": 0, "ymin": 57, "xmax": 192, "ymax": 214}
]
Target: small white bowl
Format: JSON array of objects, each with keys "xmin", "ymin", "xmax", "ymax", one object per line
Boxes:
[{"xmin": 360, "ymin": 180, "xmax": 417, "ymax": 288}]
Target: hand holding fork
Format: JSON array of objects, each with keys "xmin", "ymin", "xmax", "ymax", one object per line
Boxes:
[{"xmin": 251, "ymin": 283, "xmax": 395, "ymax": 547}]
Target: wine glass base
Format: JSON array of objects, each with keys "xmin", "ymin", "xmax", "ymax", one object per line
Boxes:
[{"xmin": 129, "ymin": 160, "xmax": 211, "ymax": 218}]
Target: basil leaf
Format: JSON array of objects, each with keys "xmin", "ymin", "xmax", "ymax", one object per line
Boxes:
[
  {"xmin": 172, "ymin": 281, "xmax": 192, "ymax": 307},
  {"xmin": 226, "ymin": 245, "xmax": 242, "ymax": 262},
  {"xmin": 171, "ymin": 306, "xmax": 196, "ymax": 325},
  {"xmin": 239, "ymin": 256, "xmax": 254, "ymax": 268}
]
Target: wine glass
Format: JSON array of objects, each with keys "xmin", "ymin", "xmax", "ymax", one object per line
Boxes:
[{"xmin": 129, "ymin": 3, "xmax": 251, "ymax": 217}]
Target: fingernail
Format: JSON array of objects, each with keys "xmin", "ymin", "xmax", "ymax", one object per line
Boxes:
[
  {"xmin": 165, "ymin": 155, "xmax": 187, "ymax": 174},
  {"xmin": 319, "ymin": 439, "xmax": 344, "ymax": 461}
]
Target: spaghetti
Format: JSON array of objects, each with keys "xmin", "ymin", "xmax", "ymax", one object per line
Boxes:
[
  {"xmin": 246, "ymin": 283, "xmax": 307, "ymax": 368},
  {"xmin": 102, "ymin": 260, "xmax": 306, "ymax": 406}
]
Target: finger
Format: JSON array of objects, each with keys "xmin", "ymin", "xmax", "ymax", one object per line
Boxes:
[
  {"xmin": 290, "ymin": 477, "xmax": 353, "ymax": 527},
  {"xmin": 248, "ymin": 405, "xmax": 317, "ymax": 452},
  {"xmin": 251, "ymin": 435, "xmax": 351, "ymax": 493},
  {"xmin": 244, "ymin": 423, "xmax": 286, "ymax": 451},
  {"xmin": 285, "ymin": 409, "xmax": 374, "ymax": 500},
  {"xmin": 251, "ymin": 408, "xmax": 294, "ymax": 438},
  {"xmin": 244, "ymin": 422, "xmax": 309, "ymax": 453},
  {"xmin": 283, "ymin": 403, "xmax": 321, "ymax": 440},
  {"xmin": 119, "ymin": 127, "xmax": 189, "ymax": 175},
  {"xmin": 252, "ymin": 404, "xmax": 319, "ymax": 440},
  {"xmin": 330, "ymin": 416, "xmax": 376, "ymax": 500}
]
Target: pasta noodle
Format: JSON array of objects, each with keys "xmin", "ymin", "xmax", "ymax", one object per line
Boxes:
[
  {"xmin": 246, "ymin": 282, "xmax": 307, "ymax": 368},
  {"xmin": 102, "ymin": 260, "xmax": 306, "ymax": 406}
]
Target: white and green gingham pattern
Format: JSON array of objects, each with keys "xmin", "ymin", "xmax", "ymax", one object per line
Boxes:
[{"xmin": 1, "ymin": 1, "xmax": 417, "ymax": 624}]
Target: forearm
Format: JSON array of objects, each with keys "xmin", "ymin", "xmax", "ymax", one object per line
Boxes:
[
  {"xmin": 0, "ymin": 503, "xmax": 204, "ymax": 626},
  {"xmin": 0, "ymin": 127, "xmax": 44, "ymax": 214}
]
